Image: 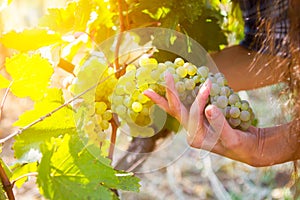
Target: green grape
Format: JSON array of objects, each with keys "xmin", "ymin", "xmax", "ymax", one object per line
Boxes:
[
  {"xmin": 132, "ymin": 101, "xmax": 143, "ymax": 113},
  {"xmin": 115, "ymin": 105, "xmax": 127, "ymax": 116},
  {"xmin": 123, "ymin": 96, "xmax": 132, "ymax": 107},
  {"xmin": 128, "ymin": 109, "xmax": 138, "ymax": 121},
  {"xmin": 208, "ymin": 75, "xmax": 216, "ymax": 83},
  {"xmin": 158, "ymin": 63, "xmax": 167, "ymax": 71},
  {"xmin": 139, "ymin": 56, "xmax": 158, "ymax": 69},
  {"xmin": 136, "ymin": 67, "xmax": 151, "ymax": 79},
  {"xmin": 131, "ymin": 89, "xmax": 141, "ymax": 100},
  {"xmin": 184, "ymin": 79, "xmax": 196, "ymax": 90},
  {"xmin": 174, "ymin": 57, "xmax": 185, "ymax": 66},
  {"xmin": 184, "ymin": 63, "xmax": 197, "ymax": 76},
  {"xmin": 229, "ymin": 117, "xmax": 241, "ymax": 127},
  {"xmin": 216, "ymin": 95, "xmax": 228, "ymax": 109},
  {"xmin": 135, "ymin": 114, "xmax": 151, "ymax": 126},
  {"xmin": 165, "ymin": 61, "xmax": 175, "ymax": 68},
  {"xmin": 102, "ymin": 110, "xmax": 113, "ymax": 121},
  {"xmin": 100, "ymin": 120, "xmax": 110, "ymax": 130},
  {"xmin": 112, "ymin": 95, "xmax": 123, "ymax": 105},
  {"xmin": 217, "ymin": 77, "xmax": 227, "ymax": 86},
  {"xmin": 176, "ymin": 66, "xmax": 188, "ymax": 78},
  {"xmin": 214, "ymin": 72, "xmax": 224, "ymax": 79},
  {"xmin": 150, "ymin": 69, "xmax": 161, "ymax": 81},
  {"xmin": 166, "ymin": 67, "xmax": 176, "ymax": 74},
  {"xmin": 175, "ymin": 81, "xmax": 186, "ymax": 93},
  {"xmin": 235, "ymin": 101, "xmax": 242, "ymax": 108},
  {"xmin": 185, "ymin": 93, "xmax": 195, "ymax": 105},
  {"xmin": 230, "ymin": 106, "xmax": 241, "ymax": 118},
  {"xmin": 124, "ymin": 81, "xmax": 136, "ymax": 93},
  {"xmin": 210, "ymin": 83, "xmax": 220, "ymax": 96},
  {"xmin": 200, "ymin": 77, "xmax": 206, "ymax": 83},
  {"xmin": 115, "ymin": 85, "xmax": 125, "ymax": 95},
  {"xmin": 224, "ymin": 106, "xmax": 231, "ymax": 118},
  {"xmin": 95, "ymin": 102, "xmax": 107, "ymax": 114},
  {"xmin": 228, "ymin": 94, "xmax": 240, "ymax": 105},
  {"xmin": 220, "ymin": 86, "xmax": 231, "ymax": 97},
  {"xmin": 193, "ymin": 75, "xmax": 201, "ymax": 84},
  {"xmin": 241, "ymin": 100, "xmax": 250, "ymax": 111},
  {"xmin": 179, "ymin": 92, "xmax": 187, "ymax": 101},
  {"xmin": 240, "ymin": 110, "xmax": 251, "ymax": 121},
  {"xmin": 172, "ymin": 74, "xmax": 180, "ymax": 82},
  {"xmin": 239, "ymin": 121, "xmax": 251, "ymax": 130},
  {"xmin": 140, "ymin": 106, "xmax": 150, "ymax": 116},
  {"xmin": 138, "ymin": 93, "xmax": 150, "ymax": 103},
  {"xmin": 197, "ymin": 66, "xmax": 209, "ymax": 78},
  {"xmin": 126, "ymin": 64, "xmax": 136, "ymax": 72}
]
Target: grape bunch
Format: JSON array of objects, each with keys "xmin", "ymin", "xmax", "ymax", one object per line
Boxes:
[
  {"xmin": 111, "ymin": 56, "xmax": 255, "ymax": 137},
  {"xmin": 69, "ymin": 55, "xmax": 117, "ymax": 143},
  {"xmin": 110, "ymin": 59, "xmax": 164, "ymax": 137},
  {"xmin": 206, "ymin": 72, "xmax": 255, "ymax": 130}
]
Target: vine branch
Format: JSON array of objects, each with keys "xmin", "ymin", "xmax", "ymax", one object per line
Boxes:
[
  {"xmin": 114, "ymin": 0, "xmax": 126, "ymax": 78},
  {"xmin": 0, "ymin": 162, "xmax": 14, "ymax": 200},
  {"xmin": 108, "ymin": 118, "xmax": 118, "ymax": 161}
]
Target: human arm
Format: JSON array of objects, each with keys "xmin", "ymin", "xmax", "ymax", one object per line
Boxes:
[
  {"xmin": 211, "ymin": 45, "xmax": 289, "ymax": 91},
  {"xmin": 143, "ymin": 73, "xmax": 300, "ymax": 167}
]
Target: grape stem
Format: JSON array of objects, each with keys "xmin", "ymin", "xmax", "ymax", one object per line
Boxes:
[
  {"xmin": 0, "ymin": 161, "xmax": 15, "ymax": 200},
  {"xmin": 0, "ymin": 48, "xmax": 155, "ymax": 145}
]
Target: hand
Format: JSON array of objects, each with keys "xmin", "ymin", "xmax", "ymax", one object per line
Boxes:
[{"xmin": 143, "ymin": 73, "xmax": 263, "ymax": 165}]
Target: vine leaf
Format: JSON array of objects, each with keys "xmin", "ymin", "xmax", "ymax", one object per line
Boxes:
[
  {"xmin": 10, "ymin": 162, "xmax": 38, "ymax": 188},
  {"xmin": 37, "ymin": 134, "xmax": 139, "ymax": 200},
  {"xmin": 3, "ymin": 53, "xmax": 54, "ymax": 100},
  {"xmin": 13, "ymin": 88, "xmax": 76, "ymax": 159},
  {"xmin": 0, "ymin": 29, "xmax": 61, "ymax": 52},
  {"xmin": 39, "ymin": 0, "xmax": 92, "ymax": 34}
]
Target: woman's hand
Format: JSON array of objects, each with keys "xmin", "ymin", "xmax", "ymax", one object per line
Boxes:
[
  {"xmin": 143, "ymin": 73, "xmax": 299, "ymax": 166},
  {"xmin": 143, "ymin": 73, "xmax": 236, "ymax": 151}
]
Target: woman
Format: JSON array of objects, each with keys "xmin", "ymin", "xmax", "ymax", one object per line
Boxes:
[{"xmin": 144, "ymin": 0, "xmax": 300, "ymax": 167}]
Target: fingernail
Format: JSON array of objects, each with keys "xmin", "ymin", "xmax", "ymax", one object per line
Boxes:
[
  {"xmin": 143, "ymin": 89, "xmax": 154, "ymax": 95},
  {"xmin": 206, "ymin": 105, "xmax": 219, "ymax": 119}
]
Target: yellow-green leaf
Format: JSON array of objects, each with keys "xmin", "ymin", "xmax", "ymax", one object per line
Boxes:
[
  {"xmin": 6, "ymin": 53, "xmax": 53, "ymax": 100},
  {"xmin": 39, "ymin": 0, "xmax": 92, "ymax": 34},
  {"xmin": 39, "ymin": 5, "xmax": 76, "ymax": 34},
  {"xmin": 0, "ymin": 29, "xmax": 61, "ymax": 52}
]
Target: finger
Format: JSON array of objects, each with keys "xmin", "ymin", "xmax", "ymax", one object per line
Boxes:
[
  {"xmin": 187, "ymin": 80, "xmax": 211, "ymax": 142},
  {"xmin": 189, "ymin": 79, "xmax": 211, "ymax": 122},
  {"xmin": 205, "ymin": 104, "xmax": 233, "ymax": 142},
  {"xmin": 143, "ymin": 89, "xmax": 171, "ymax": 113},
  {"xmin": 164, "ymin": 72, "xmax": 181, "ymax": 110},
  {"xmin": 164, "ymin": 72, "xmax": 188, "ymax": 123}
]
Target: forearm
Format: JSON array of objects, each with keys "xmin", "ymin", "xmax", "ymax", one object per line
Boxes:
[
  {"xmin": 214, "ymin": 123, "xmax": 300, "ymax": 167},
  {"xmin": 210, "ymin": 45, "xmax": 289, "ymax": 91}
]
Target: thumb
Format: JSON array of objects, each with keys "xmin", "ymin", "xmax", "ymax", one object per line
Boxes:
[{"xmin": 204, "ymin": 104, "xmax": 231, "ymax": 138}]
